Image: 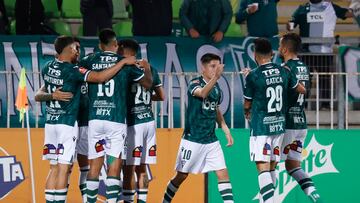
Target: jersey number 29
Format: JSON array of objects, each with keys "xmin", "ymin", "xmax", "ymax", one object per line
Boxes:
[{"xmin": 266, "ymin": 85, "xmax": 283, "ymax": 113}]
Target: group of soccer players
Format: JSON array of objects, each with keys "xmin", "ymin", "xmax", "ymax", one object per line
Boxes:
[
  {"xmin": 36, "ymin": 28, "xmax": 322, "ymax": 203},
  {"xmin": 243, "ymin": 34, "xmax": 322, "ymax": 203},
  {"xmin": 36, "ymin": 28, "xmax": 164, "ymax": 203}
]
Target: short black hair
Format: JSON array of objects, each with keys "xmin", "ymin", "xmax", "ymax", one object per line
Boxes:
[
  {"xmin": 99, "ymin": 28, "xmax": 116, "ymax": 45},
  {"xmin": 201, "ymin": 53, "xmax": 221, "ymax": 64},
  {"xmin": 254, "ymin": 38, "xmax": 272, "ymax": 56},
  {"xmin": 118, "ymin": 39, "xmax": 140, "ymax": 54},
  {"xmin": 54, "ymin": 35, "xmax": 75, "ymax": 54},
  {"xmin": 281, "ymin": 33, "xmax": 302, "ymax": 53},
  {"xmin": 73, "ymin": 37, "xmax": 80, "ymax": 43}
]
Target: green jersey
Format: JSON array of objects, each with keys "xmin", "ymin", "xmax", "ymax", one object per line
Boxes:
[
  {"xmin": 77, "ymin": 82, "xmax": 89, "ymax": 127},
  {"xmin": 244, "ymin": 62, "xmax": 298, "ymax": 136},
  {"xmin": 127, "ymin": 67, "xmax": 162, "ymax": 126},
  {"xmin": 284, "ymin": 59, "xmax": 310, "ymax": 130},
  {"xmin": 41, "ymin": 59, "xmax": 89, "ymax": 126},
  {"xmin": 183, "ymin": 76, "xmax": 222, "ymax": 144},
  {"xmin": 79, "ymin": 51, "xmax": 144, "ymax": 124}
]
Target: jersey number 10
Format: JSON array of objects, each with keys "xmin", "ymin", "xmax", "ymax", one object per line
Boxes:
[{"xmin": 266, "ymin": 85, "xmax": 283, "ymax": 113}]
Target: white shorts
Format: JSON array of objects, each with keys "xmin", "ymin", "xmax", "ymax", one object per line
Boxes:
[
  {"xmin": 88, "ymin": 120, "xmax": 127, "ymax": 160},
  {"xmin": 249, "ymin": 134, "xmax": 284, "ymax": 162},
  {"xmin": 43, "ymin": 123, "xmax": 79, "ymax": 164},
  {"xmin": 175, "ymin": 139, "xmax": 226, "ymax": 174},
  {"xmin": 281, "ymin": 129, "xmax": 307, "ymax": 161},
  {"xmin": 123, "ymin": 121, "xmax": 156, "ymax": 165},
  {"xmin": 76, "ymin": 126, "xmax": 88, "ymax": 156}
]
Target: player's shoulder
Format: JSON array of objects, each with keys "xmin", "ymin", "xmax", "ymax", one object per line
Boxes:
[{"xmin": 189, "ymin": 76, "xmax": 202, "ymax": 86}]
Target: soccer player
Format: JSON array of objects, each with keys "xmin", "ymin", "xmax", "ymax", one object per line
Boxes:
[
  {"xmin": 278, "ymin": 33, "xmax": 322, "ymax": 203},
  {"xmin": 39, "ymin": 35, "xmax": 135, "ymax": 203},
  {"xmin": 162, "ymin": 53, "xmax": 234, "ymax": 203},
  {"xmin": 243, "ymin": 38, "xmax": 305, "ymax": 203},
  {"xmin": 117, "ymin": 39, "xmax": 165, "ymax": 203},
  {"xmin": 79, "ymin": 29, "xmax": 153, "ymax": 203},
  {"xmin": 35, "ymin": 37, "xmax": 90, "ymax": 202}
]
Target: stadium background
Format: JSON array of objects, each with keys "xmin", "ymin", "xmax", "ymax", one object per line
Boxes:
[{"xmin": 0, "ymin": 0, "xmax": 360, "ymax": 202}]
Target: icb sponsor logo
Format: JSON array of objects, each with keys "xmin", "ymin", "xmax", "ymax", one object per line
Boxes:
[
  {"xmin": 0, "ymin": 147, "xmax": 25, "ymax": 200},
  {"xmin": 253, "ymin": 134, "xmax": 339, "ymax": 202}
]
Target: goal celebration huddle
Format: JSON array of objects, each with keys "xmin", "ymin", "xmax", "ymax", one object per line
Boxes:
[{"xmin": 36, "ymin": 29, "xmax": 322, "ymax": 203}]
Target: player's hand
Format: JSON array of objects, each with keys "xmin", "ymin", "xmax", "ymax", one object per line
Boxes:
[
  {"xmin": 189, "ymin": 28, "xmax": 200, "ymax": 38},
  {"xmin": 247, "ymin": 4, "xmax": 258, "ymax": 14},
  {"xmin": 121, "ymin": 56, "xmax": 137, "ymax": 65},
  {"xmin": 136, "ymin": 59, "xmax": 150, "ymax": 69},
  {"xmin": 52, "ymin": 87, "xmax": 73, "ymax": 101},
  {"xmin": 214, "ymin": 64, "xmax": 224, "ymax": 79},
  {"xmin": 242, "ymin": 68, "xmax": 251, "ymax": 78},
  {"xmin": 212, "ymin": 31, "xmax": 224, "ymax": 43},
  {"xmin": 225, "ymin": 133, "xmax": 234, "ymax": 147}
]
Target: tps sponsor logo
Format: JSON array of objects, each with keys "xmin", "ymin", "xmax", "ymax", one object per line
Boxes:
[
  {"xmin": 0, "ymin": 147, "xmax": 25, "ymax": 199},
  {"xmin": 254, "ymin": 135, "xmax": 339, "ymax": 202}
]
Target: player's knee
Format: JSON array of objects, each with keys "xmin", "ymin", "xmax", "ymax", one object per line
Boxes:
[
  {"xmin": 216, "ymin": 168, "xmax": 229, "ymax": 181},
  {"xmin": 285, "ymin": 159, "xmax": 300, "ymax": 172},
  {"xmin": 174, "ymin": 171, "xmax": 188, "ymax": 184}
]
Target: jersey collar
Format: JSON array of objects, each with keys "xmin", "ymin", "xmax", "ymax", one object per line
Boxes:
[
  {"xmin": 200, "ymin": 75, "xmax": 209, "ymax": 84},
  {"xmin": 103, "ymin": 50, "xmax": 116, "ymax": 54},
  {"xmin": 259, "ymin": 62, "xmax": 273, "ymax": 68}
]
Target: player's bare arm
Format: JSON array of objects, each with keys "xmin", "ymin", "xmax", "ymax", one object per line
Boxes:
[
  {"xmin": 151, "ymin": 86, "xmax": 165, "ymax": 101},
  {"xmin": 216, "ymin": 107, "xmax": 234, "ymax": 147},
  {"xmin": 137, "ymin": 59, "xmax": 153, "ymax": 89},
  {"xmin": 193, "ymin": 64, "xmax": 224, "ymax": 99},
  {"xmin": 244, "ymin": 99, "xmax": 252, "ymax": 120},
  {"xmin": 86, "ymin": 56, "xmax": 136, "ymax": 83},
  {"xmin": 35, "ymin": 85, "xmax": 73, "ymax": 102}
]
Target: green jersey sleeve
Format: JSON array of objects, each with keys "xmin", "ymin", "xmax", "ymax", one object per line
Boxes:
[
  {"xmin": 70, "ymin": 65, "xmax": 90, "ymax": 82},
  {"xmin": 285, "ymin": 66, "xmax": 299, "ymax": 89},
  {"xmin": 332, "ymin": 3, "xmax": 348, "ymax": 20},
  {"xmin": 129, "ymin": 66, "xmax": 145, "ymax": 82},
  {"xmin": 188, "ymin": 78, "xmax": 201, "ymax": 96},
  {"xmin": 152, "ymin": 67, "xmax": 162, "ymax": 88},
  {"xmin": 244, "ymin": 72, "xmax": 254, "ymax": 100}
]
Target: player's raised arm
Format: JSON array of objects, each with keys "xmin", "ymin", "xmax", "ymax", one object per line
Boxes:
[
  {"xmin": 136, "ymin": 59, "xmax": 153, "ymax": 89},
  {"xmin": 35, "ymin": 85, "xmax": 73, "ymax": 102},
  {"xmin": 85, "ymin": 56, "xmax": 136, "ymax": 83},
  {"xmin": 216, "ymin": 107, "xmax": 233, "ymax": 147},
  {"xmin": 193, "ymin": 63, "xmax": 224, "ymax": 99}
]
